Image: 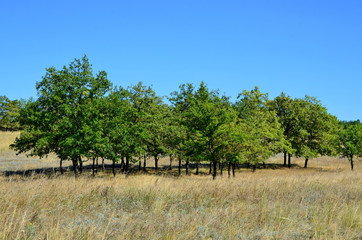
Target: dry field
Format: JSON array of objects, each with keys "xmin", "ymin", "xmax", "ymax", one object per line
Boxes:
[{"xmin": 0, "ymin": 132, "xmax": 361, "ymax": 239}]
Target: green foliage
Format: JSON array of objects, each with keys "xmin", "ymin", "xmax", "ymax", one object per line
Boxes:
[
  {"xmin": 11, "ymin": 55, "xmax": 112, "ymax": 169},
  {"xmin": 270, "ymin": 92, "xmax": 298, "ymax": 153},
  {"xmin": 338, "ymin": 120, "xmax": 362, "ymax": 169},
  {"xmin": 271, "ymin": 93, "xmax": 338, "ymax": 167},
  {"xmin": 235, "ymin": 87, "xmax": 287, "ymax": 167},
  {"xmin": 0, "ymin": 95, "xmax": 25, "ymax": 131},
  {"xmin": 170, "ymin": 82, "xmax": 236, "ymax": 177},
  {"xmin": 127, "ymin": 83, "xmax": 165, "ymax": 160},
  {"xmin": 293, "ymin": 96, "xmax": 339, "ymax": 160}
]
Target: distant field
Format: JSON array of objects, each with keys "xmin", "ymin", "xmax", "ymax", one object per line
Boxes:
[
  {"xmin": 0, "ymin": 131, "xmax": 19, "ymax": 152},
  {"xmin": 0, "ymin": 131, "xmax": 361, "ymax": 239},
  {"xmin": 0, "ymin": 131, "xmax": 64, "ymax": 172}
]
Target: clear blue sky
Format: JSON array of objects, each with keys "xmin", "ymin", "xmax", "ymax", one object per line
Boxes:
[{"xmin": 1, "ymin": 0, "xmax": 361, "ymax": 121}]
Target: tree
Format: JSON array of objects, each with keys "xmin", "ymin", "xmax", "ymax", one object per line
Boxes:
[
  {"xmin": 161, "ymin": 104, "xmax": 181, "ymax": 171},
  {"xmin": 125, "ymin": 83, "xmax": 161, "ymax": 173},
  {"xmin": 235, "ymin": 87, "xmax": 287, "ymax": 170},
  {"xmin": 293, "ymin": 96, "xmax": 339, "ymax": 168},
  {"xmin": 145, "ymin": 102, "xmax": 169, "ymax": 171},
  {"xmin": 270, "ymin": 92, "xmax": 298, "ymax": 167},
  {"xmin": 170, "ymin": 82, "xmax": 235, "ymax": 179},
  {"xmin": 169, "ymin": 83, "xmax": 194, "ymax": 175},
  {"xmin": 11, "ymin": 55, "xmax": 112, "ymax": 176},
  {"xmin": 221, "ymin": 119, "xmax": 249, "ymax": 177},
  {"xmin": 338, "ymin": 120, "xmax": 362, "ymax": 170},
  {"xmin": 100, "ymin": 87, "xmax": 131, "ymax": 176},
  {"xmin": 0, "ymin": 96, "xmax": 25, "ymax": 131}
]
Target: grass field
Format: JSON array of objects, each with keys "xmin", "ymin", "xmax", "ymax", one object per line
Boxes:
[{"xmin": 0, "ymin": 132, "xmax": 361, "ymax": 239}]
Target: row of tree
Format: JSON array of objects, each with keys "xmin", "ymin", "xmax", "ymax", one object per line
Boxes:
[{"xmin": 7, "ymin": 56, "xmax": 361, "ymax": 178}]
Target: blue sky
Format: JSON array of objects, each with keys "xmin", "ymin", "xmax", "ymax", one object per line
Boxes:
[{"xmin": 1, "ymin": 0, "xmax": 361, "ymax": 121}]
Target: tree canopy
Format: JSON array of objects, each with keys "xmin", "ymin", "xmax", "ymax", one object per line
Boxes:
[
  {"xmin": 0, "ymin": 95, "xmax": 25, "ymax": 131},
  {"xmin": 338, "ymin": 120, "xmax": 362, "ymax": 170},
  {"xmin": 11, "ymin": 55, "xmax": 112, "ymax": 175}
]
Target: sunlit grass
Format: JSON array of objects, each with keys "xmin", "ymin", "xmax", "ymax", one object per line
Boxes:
[
  {"xmin": 0, "ymin": 131, "xmax": 19, "ymax": 152},
  {"xmin": 0, "ymin": 172, "xmax": 361, "ymax": 239},
  {"xmin": 0, "ymin": 131, "xmax": 361, "ymax": 239}
]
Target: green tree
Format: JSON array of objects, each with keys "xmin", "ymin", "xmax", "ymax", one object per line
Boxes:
[
  {"xmin": 0, "ymin": 96, "xmax": 25, "ymax": 131},
  {"xmin": 270, "ymin": 92, "xmax": 298, "ymax": 167},
  {"xmin": 293, "ymin": 96, "xmax": 339, "ymax": 168},
  {"xmin": 100, "ymin": 87, "xmax": 132, "ymax": 176},
  {"xmin": 11, "ymin": 55, "xmax": 112, "ymax": 176},
  {"xmin": 234, "ymin": 87, "xmax": 287, "ymax": 170},
  {"xmin": 169, "ymin": 83, "xmax": 194, "ymax": 175},
  {"xmin": 102, "ymin": 82, "xmax": 161, "ymax": 174},
  {"xmin": 171, "ymin": 82, "xmax": 235, "ymax": 179},
  {"xmin": 218, "ymin": 113, "xmax": 249, "ymax": 177},
  {"xmin": 338, "ymin": 120, "xmax": 362, "ymax": 170},
  {"xmin": 145, "ymin": 102, "xmax": 170, "ymax": 171},
  {"xmin": 160, "ymin": 104, "xmax": 181, "ymax": 171}
]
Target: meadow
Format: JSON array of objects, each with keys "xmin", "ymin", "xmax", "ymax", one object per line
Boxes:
[{"xmin": 0, "ymin": 132, "xmax": 361, "ymax": 239}]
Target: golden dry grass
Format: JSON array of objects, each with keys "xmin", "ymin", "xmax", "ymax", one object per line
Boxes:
[
  {"xmin": 0, "ymin": 131, "xmax": 19, "ymax": 152},
  {"xmin": 0, "ymin": 131, "xmax": 69, "ymax": 171},
  {"xmin": 0, "ymin": 132, "xmax": 361, "ymax": 239},
  {"xmin": 0, "ymin": 172, "xmax": 361, "ymax": 239}
]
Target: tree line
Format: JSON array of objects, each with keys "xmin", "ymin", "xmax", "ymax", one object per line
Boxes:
[{"xmin": 4, "ymin": 56, "xmax": 361, "ymax": 178}]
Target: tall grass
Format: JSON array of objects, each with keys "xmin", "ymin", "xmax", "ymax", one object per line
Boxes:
[
  {"xmin": 0, "ymin": 132, "xmax": 361, "ymax": 239},
  {"xmin": 0, "ymin": 171, "xmax": 360, "ymax": 239}
]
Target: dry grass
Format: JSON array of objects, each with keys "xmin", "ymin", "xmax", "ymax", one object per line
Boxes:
[
  {"xmin": 0, "ymin": 172, "xmax": 361, "ymax": 239},
  {"xmin": 0, "ymin": 132, "xmax": 361, "ymax": 239},
  {"xmin": 0, "ymin": 131, "xmax": 69, "ymax": 171},
  {"xmin": 0, "ymin": 131, "xmax": 19, "ymax": 152}
]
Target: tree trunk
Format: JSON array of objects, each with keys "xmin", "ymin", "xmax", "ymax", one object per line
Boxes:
[
  {"xmin": 119, "ymin": 158, "xmax": 123, "ymax": 173},
  {"xmin": 304, "ymin": 158, "xmax": 309, "ymax": 168},
  {"xmin": 288, "ymin": 153, "xmax": 291, "ymax": 168},
  {"xmin": 185, "ymin": 161, "xmax": 189, "ymax": 175},
  {"xmin": 196, "ymin": 162, "xmax": 199, "ymax": 175},
  {"xmin": 283, "ymin": 152, "xmax": 287, "ymax": 166},
  {"xmin": 220, "ymin": 161, "xmax": 223, "ymax": 176},
  {"xmin": 60, "ymin": 159, "xmax": 64, "ymax": 175},
  {"xmin": 125, "ymin": 156, "xmax": 130, "ymax": 173},
  {"xmin": 228, "ymin": 162, "xmax": 231, "ymax": 177},
  {"xmin": 154, "ymin": 156, "xmax": 158, "ymax": 170},
  {"xmin": 96, "ymin": 157, "xmax": 99, "ymax": 173},
  {"xmin": 232, "ymin": 163, "xmax": 235, "ymax": 177},
  {"xmin": 350, "ymin": 156, "xmax": 354, "ymax": 171},
  {"xmin": 143, "ymin": 155, "xmax": 147, "ymax": 171},
  {"xmin": 79, "ymin": 156, "xmax": 83, "ymax": 174},
  {"xmin": 252, "ymin": 164, "xmax": 256, "ymax": 172},
  {"xmin": 121, "ymin": 157, "xmax": 125, "ymax": 173},
  {"xmin": 112, "ymin": 160, "xmax": 116, "ymax": 177},
  {"xmin": 169, "ymin": 155, "xmax": 173, "ymax": 170},
  {"xmin": 102, "ymin": 158, "xmax": 105, "ymax": 171},
  {"xmin": 178, "ymin": 156, "xmax": 181, "ymax": 175},
  {"xmin": 92, "ymin": 157, "xmax": 95, "ymax": 176},
  {"xmin": 209, "ymin": 161, "xmax": 212, "ymax": 175},
  {"xmin": 212, "ymin": 160, "xmax": 217, "ymax": 180},
  {"xmin": 72, "ymin": 158, "xmax": 78, "ymax": 177}
]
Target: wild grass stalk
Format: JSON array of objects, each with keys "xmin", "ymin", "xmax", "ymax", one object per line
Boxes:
[{"xmin": 0, "ymin": 171, "xmax": 360, "ymax": 239}]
